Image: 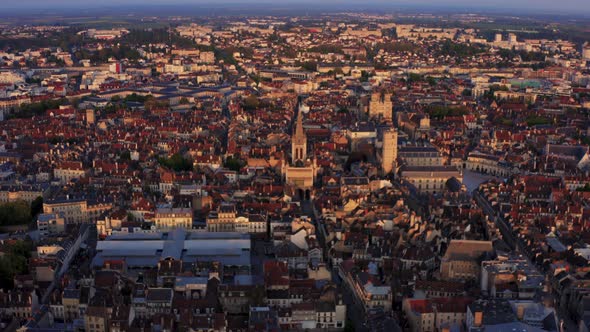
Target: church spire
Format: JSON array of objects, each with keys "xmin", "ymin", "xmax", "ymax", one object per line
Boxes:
[
  {"xmin": 295, "ymin": 112, "xmax": 305, "ymax": 138},
  {"xmin": 292, "ymin": 112, "xmax": 307, "ymax": 164}
]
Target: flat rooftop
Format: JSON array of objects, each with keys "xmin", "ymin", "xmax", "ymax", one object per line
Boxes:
[{"xmin": 94, "ymin": 229, "xmax": 251, "ymax": 268}]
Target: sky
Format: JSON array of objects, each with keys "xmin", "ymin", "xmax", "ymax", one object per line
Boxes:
[{"xmin": 3, "ymin": 0, "xmax": 590, "ymax": 15}]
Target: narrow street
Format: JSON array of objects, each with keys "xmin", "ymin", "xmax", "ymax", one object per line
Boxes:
[
  {"xmin": 302, "ymin": 198, "xmax": 400, "ymax": 332},
  {"xmin": 473, "ymin": 189, "xmax": 578, "ymax": 332}
]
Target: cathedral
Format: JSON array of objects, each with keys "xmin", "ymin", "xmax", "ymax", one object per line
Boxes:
[
  {"xmin": 368, "ymin": 90, "xmax": 393, "ymax": 120},
  {"xmin": 284, "ymin": 112, "xmax": 317, "ymax": 200}
]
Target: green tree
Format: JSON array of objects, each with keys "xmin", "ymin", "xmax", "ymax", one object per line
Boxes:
[
  {"xmin": 158, "ymin": 153, "xmax": 193, "ymax": 172},
  {"xmin": 407, "ymin": 73, "xmax": 423, "ymax": 83},
  {"xmin": 0, "ymin": 201, "xmax": 32, "ymax": 226},
  {"xmin": 343, "ymin": 320, "xmax": 355, "ymax": 332},
  {"xmin": 427, "ymin": 76, "xmax": 437, "ymax": 86},
  {"xmin": 243, "ymin": 95, "xmax": 260, "ymax": 110},
  {"xmin": 120, "ymin": 150, "xmax": 131, "ymax": 161},
  {"xmin": 376, "ymin": 41, "xmax": 417, "ymax": 53},
  {"xmin": 124, "ymin": 93, "xmax": 150, "ymax": 103},
  {"xmin": 427, "ymin": 105, "xmax": 470, "ymax": 119},
  {"xmin": 144, "ymin": 96, "xmax": 169, "ymax": 111},
  {"xmin": 224, "ymin": 156, "xmax": 243, "ymax": 172},
  {"xmin": 0, "ymin": 240, "xmax": 33, "ymax": 289},
  {"xmin": 122, "ymin": 29, "xmax": 198, "ymax": 49},
  {"xmin": 437, "ymin": 40, "xmax": 486, "ymax": 58},
  {"xmin": 300, "ymin": 61, "xmax": 318, "ymax": 72},
  {"xmin": 308, "ymin": 44, "xmax": 343, "ymax": 54},
  {"xmin": 526, "ymin": 115, "xmax": 550, "ymax": 126},
  {"xmin": 360, "ymin": 71, "xmax": 370, "ymax": 82},
  {"xmin": 30, "ymin": 197, "xmax": 43, "ymax": 218},
  {"xmin": 11, "ymin": 98, "xmax": 69, "ymax": 119}
]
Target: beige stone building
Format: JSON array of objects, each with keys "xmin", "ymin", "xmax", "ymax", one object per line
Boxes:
[
  {"xmin": 207, "ymin": 204, "xmax": 267, "ymax": 233},
  {"xmin": 43, "ymin": 199, "xmax": 112, "ymax": 225},
  {"xmin": 400, "ymin": 166, "xmax": 462, "ymax": 194},
  {"xmin": 206, "ymin": 204, "xmax": 237, "ymax": 232},
  {"xmin": 62, "ymin": 288, "xmax": 83, "ymax": 322},
  {"xmin": 440, "ymin": 240, "xmax": 494, "ymax": 280},
  {"xmin": 368, "ymin": 91, "xmax": 392, "ymax": 120},
  {"xmin": 154, "ymin": 207, "xmax": 193, "ymax": 229},
  {"xmin": 403, "ymin": 297, "xmax": 472, "ymax": 332},
  {"xmin": 285, "ymin": 112, "xmax": 317, "ymax": 200},
  {"xmin": 54, "ymin": 161, "xmax": 87, "ymax": 184},
  {"xmin": 37, "ymin": 213, "xmax": 66, "ymax": 237},
  {"xmin": 338, "ymin": 262, "xmax": 392, "ymax": 313},
  {"xmin": 466, "ymin": 152, "xmax": 511, "ymax": 177},
  {"xmin": 398, "ymin": 146, "xmax": 443, "ymax": 167},
  {"xmin": 84, "ymin": 306, "xmax": 110, "ymax": 332},
  {"xmin": 0, "ymin": 185, "xmax": 46, "ymax": 204},
  {"xmin": 381, "ymin": 128, "xmax": 398, "ymax": 174}
]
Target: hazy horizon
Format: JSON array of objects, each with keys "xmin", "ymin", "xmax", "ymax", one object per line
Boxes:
[{"xmin": 2, "ymin": 0, "xmax": 590, "ymax": 16}]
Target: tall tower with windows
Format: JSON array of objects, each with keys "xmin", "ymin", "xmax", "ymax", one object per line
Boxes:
[
  {"xmin": 285, "ymin": 111, "xmax": 316, "ymax": 198},
  {"xmin": 382, "ymin": 128, "xmax": 398, "ymax": 174},
  {"xmin": 292, "ymin": 113, "xmax": 307, "ymax": 164},
  {"xmin": 369, "ymin": 91, "xmax": 393, "ymax": 120}
]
